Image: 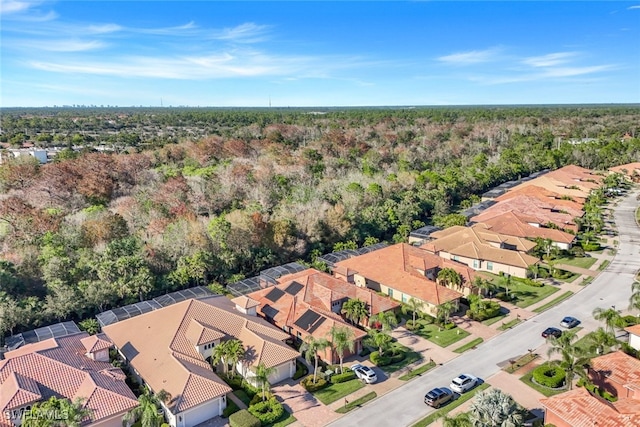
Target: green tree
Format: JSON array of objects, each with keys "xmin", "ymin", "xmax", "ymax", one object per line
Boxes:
[
  {"xmin": 437, "ymin": 268, "xmax": 463, "ymax": 291},
  {"xmin": 587, "ymin": 327, "xmax": 619, "ymax": 356},
  {"xmin": 436, "ymin": 300, "xmax": 458, "ymax": 329},
  {"xmin": 252, "ymin": 362, "xmax": 277, "ymax": 401},
  {"xmin": 329, "ymin": 326, "xmax": 355, "ymax": 374},
  {"xmin": 300, "ymin": 335, "xmax": 330, "ymax": 383},
  {"xmin": 402, "ymin": 298, "xmax": 425, "ymax": 324},
  {"xmin": 547, "ymin": 330, "xmax": 591, "ymax": 390},
  {"xmin": 364, "ymin": 329, "xmax": 392, "ymax": 357},
  {"xmin": 341, "ymin": 298, "xmax": 369, "ymax": 326},
  {"xmin": 592, "ymin": 306, "xmax": 623, "ymax": 335},
  {"xmin": 78, "ymin": 318, "xmax": 100, "ymax": 335},
  {"xmin": 224, "ymin": 339, "xmax": 246, "ymax": 379},
  {"xmin": 629, "ymin": 281, "xmax": 640, "ymax": 322},
  {"xmin": 23, "ymin": 397, "xmax": 92, "ymax": 427},
  {"xmin": 468, "ymin": 389, "xmax": 526, "ymax": 427},
  {"xmin": 368, "ymin": 311, "xmax": 397, "ymax": 332},
  {"xmin": 122, "ymin": 389, "xmax": 168, "ymax": 427}
]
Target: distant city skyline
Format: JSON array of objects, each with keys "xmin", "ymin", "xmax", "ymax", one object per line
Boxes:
[{"xmin": 1, "ymin": 1, "xmax": 639, "ymax": 107}]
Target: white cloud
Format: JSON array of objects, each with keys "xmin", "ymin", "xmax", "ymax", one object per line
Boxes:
[
  {"xmin": 215, "ymin": 22, "xmax": 272, "ymax": 42},
  {"xmin": 437, "ymin": 48, "xmax": 501, "ymax": 65},
  {"xmin": 522, "ymin": 52, "xmax": 578, "ymax": 67},
  {"xmin": 628, "ymin": 5, "xmax": 640, "ymax": 9},
  {"xmin": 87, "ymin": 24, "xmax": 123, "ymax": 34},
  {"xmin": 470, "ymin": 64, "xmax": 616, "ymax": 85},
  {"xmin": 11, "ymin": 39, "xmax": 106, "ymax": 52},
  {"xmin": 0, "ymin": 0, "xmax": 33, "ymax": 14}
]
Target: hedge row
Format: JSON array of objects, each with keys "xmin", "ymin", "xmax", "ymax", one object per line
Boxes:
[
  {"xmin": 331, "ymin": 370, "xmax": 357, "ymax": 383},
  {"xmin": 532, "ymin": 364, "xmax": 565, "ymax": 389},
  {"xmin": 300, "ymin": 375, "xmax": 328, "ymax": 392},
  {"xmin": 248, "ymin": 397, "xmax": 285, "ymax": 425},
  {"xmin": 370, "ymin": 350, "xmax": 405, "ymax": 366}
]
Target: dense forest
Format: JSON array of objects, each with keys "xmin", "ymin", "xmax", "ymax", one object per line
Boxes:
[{"xmin": 0, "ymin": 105, "xmax": 639, "ymax": 341}]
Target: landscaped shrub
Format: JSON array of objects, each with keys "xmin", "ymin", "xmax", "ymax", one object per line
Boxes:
[
  {"xmin": 370, "ymin": 351, "xmax": 391, "ymax": 366},
  {"xmin": 443, "ymin": 322, "xmax": 456, "ymax": 330},
  {"xmin": 621, "ymin": 342, "xmax": 640, "ymax": 358},
  {"xmin": 223, "ymin": 400, "xmax": 241, "ymax": 418},
  {"xmin": 581, "ymin": 242, "xmax": 601, "ymax": 251},
  {"xmin": 405, "ymin": 319, "xmax": 420, "ymax": 330},
  {"xmin": 250, "ymin": 392, "xmax": 273, "ymax": 406},
  {"xmin": 532, "ymin": 364, "xmax": 566, "ymax": 389},
  {"xmin": 223, "ymin": 374, "xmax": 245, "ymax": 390},
  {"xmin": 229, "ymin": 409, "xmax": 260, "ymax": 427},
  {"xmin": 300, "ymin": 375, "xmax": 328, "ymax": 392},
  {"xmin": 521, "ymin": 278, "xmax": 544, "ymax": 287},
  {"xmin": 248, "ymin": 397, "xmax": 284, "ymax": 425},
  {"xmin": 234, "ymin": 390, "xmax": 252, "ymax": 406},
  {"xmin": 495, "ymin": 292, "xmax": 515, "ymax": 302},
  {"xmin": 621, "ymin": 315, "xmax": 639, "ymax": 326},
  {"xmin": 467, "ymin": 301, "xmax": 502, "ymax": 321},
  {"xmin": 330, "ymin": 370, "xmax": 357, "ymax": 383},
  {"xmin": 359, "ymin": 347, "xmax": 372, "ymax": 357},
  {"xmin": 293, "ymin": 360, "xmax": 308, "ymax": 380},
  {"xmin": 552, "ymin": 269, "xmax": 574, "ymax": 280},
  {"xmin": 570, "ymin": 246, "xmax": 585, "ymax": 257},
  {"xmin": 419, "ymin": 314, "xmax": 436, "ymax": 324}
]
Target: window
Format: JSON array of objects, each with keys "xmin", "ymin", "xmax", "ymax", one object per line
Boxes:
[
  {"xmin": 402, "ymin": 294, "xmax": 408, "ymax": 303},
  {"xmin": 487, "ymin": 262, "xmax": 493, "ymax": 271},
  {"xmin": 473, "ymin": 260, "xmax": 479, "ymax": 268},
  {"xmin": 452, "ymin": 255, "xmax": 459, "ymax": 261},
  {"xmin": 388, "ymin": 288, "xmax": 394, "ymax": 298}
]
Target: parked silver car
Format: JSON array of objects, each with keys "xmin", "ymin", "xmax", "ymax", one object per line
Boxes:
[
  {"xmin": 449, "ymin": 374, "xmax": 478, "ymax": 393},
  {"xmin": 351, "ymin": 363, "xmax": 377, "ymax": 384}
]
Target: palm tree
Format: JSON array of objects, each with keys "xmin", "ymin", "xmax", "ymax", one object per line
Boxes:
[
  {"xmin": 473, "ymin": 277, "xmax": 495, "ymax": 299},
  {"xmin": 592, "ymin": 306, "xmax": 623, "ymax": 335},
  {"xmin": 527, "ymin": 263, "xmax": 541, "ymax": 280},
  {"xmin": 436, "ymin": 300, "xmax": 458, "ymax": 329},
  {"xmin": 122, "ymin": 390, "xmax": 167, "ymax": 427},
  {"xmin": 468, "ymin": 388, "xmax": 526, "ymax": 427},
  {"xmin": 368, "ymin": 311, "xmax": 398, "ymax": 332},
  {"xmin": 224, "ymin": 339, "xmax": 245, "ymax": 379},
  {"xmin": 587, "ymin": 327, "xmax": 619, "ymax": 355},
  {"xmin": 300, "ymin": 335, "xmax": 330, "ymax": 383},
  {"xmin": 547, "ymin": 330, "xmax": 591, "ymax": 390},
  {"xmin": 329, "ymin": 325, "xmax": 355, "ymax": 373},
  {"xmin": 252, "ymin": 362, "xmax": 276, "ymax": 401},
  {"xmin": 438, "ymin": 268, "xmax": 463, "ymax": 291},
  {"xmin": 24, "ymin": 397, "xmax": 92, "ymax": 427},
  {"xmin": 441, "ymin": 412, "xmax": 472, "ymax": 427},
  {"xmin": 402, "ymin": 298, "xmax": 425, "ymax": 324},
  {"xmin": 498, "ymin": 274, "xmax": 513, "ymax": 299},
  {"xmin": 365, "ymin": 329, "xmax": 392, "ymax": 357},
  {"xmin": 211, "ymin": 340, "xmax": 230, "ymax": 375},
  {"xmin": 341, "ymin": 298, "xmax": 370, "ymax": 326}
]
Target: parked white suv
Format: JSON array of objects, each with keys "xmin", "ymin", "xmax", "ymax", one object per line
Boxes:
[{"xmin": 351, "ymin": 363, "xmax": 377, "ymax": 384}]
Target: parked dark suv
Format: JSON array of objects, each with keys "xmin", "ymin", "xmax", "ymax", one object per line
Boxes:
[{"xmin": 424, "ymin": 387, "xmax": 454, "ymax": 408}]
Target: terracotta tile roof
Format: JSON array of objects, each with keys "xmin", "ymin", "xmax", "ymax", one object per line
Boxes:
[
  {"xmin": 625, "ymin": 324, "xmax": 640, "ymax": 336},
  {"xmin": 231, "ymin": 295, "xmax": 260, "ymax": 309},
  {"xmin": 80, "ymin": 334, "xmax": 112, "ymax": 354},
  {"xmin": 540, "ymin": 387, "xmax": 640, "ymax": 427},
  {"xmin": 423, "ymin": 226, "xmax": 539, "ymax": 269},
  {"xmin": 471, "ymin": 195, "xmax": 582, "ymax": 231},
  {"xmin": 0, "ymin": 333, "xmax": 137, "ymax": 422},
  {"xmin": 334, "ymin": 244, "xmax": 467, "ymax": 305},
  {"xmin": 494, "ymin": 184, "xmax": 586, "ymax": 207},
  {"xmin": 184, "ymin": 319, "xmax": 226, "ymax": 346},
  {"xmin": 102, "ymin": 296, "xmax": 296, "ymax": 413},
  {"xmin": 247, "ymin": 271, "xmax": 368, "ymax": 344},
  {"xmin": 609, "ymin": 162, "xmax": 640, "ymax": 177},
  {"xmin": 236, "ymin": 328, "xmax": 300, "ymax": 369},
  {"xmin": 590, "ymin": 351, "xmax": 640, "ymax": 392},
  {"xmin": 506, "ymin": 165, "xmax": 601, "ymax": 200},
  {"xmin": 474, "ymin": 213, "xmax": 576, "ymax": 244}
]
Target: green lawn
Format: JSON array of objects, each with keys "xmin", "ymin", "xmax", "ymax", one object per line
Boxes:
[
  {"xmin": 520, "ymin": 370, "xmax": 567, "ymax": 397},
  {"xmin": 497, "ymin": 318, "xmax": 522, "ymax": 331},
  {"xmin": 398, "ymin": 361, "xmax": 436, "ymax": 380},
  {"xmin": 453, "ymin": 338, "xmax": 483, "ymax": 353},
  {"xmin": 503, "ymin": 352, "xmax": 538, "ymax": 374},
  {"xmin": 481, "ymin": 313, "xmax": 507, "ymax": 326},
  {"xmin": 553, "ymin": 256, "xmax": 597, "ymax": 269},
  {"xmin": 598, "ymin": 260, "xmax": 610, "ymax": 271},
  {"xmin": 378, "ymin": 342, "xmax": 423, "ymax": 373},
  {"xmin": 414, "ymin": 323, "xmax": 470, "ymax": 347},
  {"xmin": 533, "ymin": 291, "xmax": 574, "ymax": 313},
  {"xmin": 411, "ymin": 383, "xmax": 491, "ymax": 427},
  {"xmin": 511, "ymin": 283, "xmax": 560, "ymax": 308},
  {"xmin": 312, "ymin": 379, "xmax": 365, "ymax": 405},
  {"xmin": 335, "ymin": 392, "xmax": 377, "ymax": 413}
]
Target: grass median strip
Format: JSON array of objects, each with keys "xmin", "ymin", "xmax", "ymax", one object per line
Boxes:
[
  {"xmin": 411, "ymin": 383, "xmax": 491, "ymax": 427},
  {"xmin": 533, "ymin": 291, "xmax": 574, "ymax": 313},
  {"xmin": 482, "ymin": 314, "xmax": 507, "ymax": 326},
  {"xmin": 335, "ymin": 392, "xmax": 377, "ymax": 414},
  {"xmin": 453, "ymin": 338, "xmax": 484, "ymax": 353},
  {"xmin": 598, "ymin": 260, "xmax": 610, "ymax": 271},
  {"xmin": 497, "ymin": 318, "xmax": 522, "ymax": 331},
  {"xmin": 399, "ymin": 361, "xmax": 436, "ymax": 381}
]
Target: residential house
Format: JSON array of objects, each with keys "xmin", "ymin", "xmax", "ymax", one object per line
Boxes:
[
  {"xmin": 246, "ymin": 269, "xmax": 387, "ymax": 363},
  {"xmin": 494, "ymin": 184, "xmax": 586, "ymax": 210},
  {"xmin": 505, "ymin": 165, "xmax": 602, "ymax": 201},
  {"xmin": 470, "ymin": 194, "xmax": 582, "ymax": 233},
  {"xmin": 421, "ymin": 226, "xmax": 539, "ymax": 278},
  {"xmin": 540, "ymin": 351, "xmax": 640, "ymax": 427},
  {"xmin": 0, "ymin": 332, "xmax": 138, "ymax": 427},
  {"xmin": 332, "ymin": 243, "xmax": 477, "ymax": 317},
  {"xmin": 625, "ymin": 324, "xmax": 640, "ymax": 351},
  {"xmin": 610, "ymin": 162, "xmax": 640, "ymax": 182},
  {"xmin": 102, "ymin": 296, "xmax": 299, "ymax": 427},
  {"xmin": 473, "ymin": 212, "xmax": 576, "ymax": 250}
]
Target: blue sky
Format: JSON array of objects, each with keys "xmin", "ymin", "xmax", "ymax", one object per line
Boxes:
[{"xmin": 1, "ymin": 1, "xmax": 639, "ymax": 107}]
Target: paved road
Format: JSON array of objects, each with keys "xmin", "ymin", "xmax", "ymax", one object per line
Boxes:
[{"xmin": 328, "ymin": 189, "xmax": 640, "ymax": 427}]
